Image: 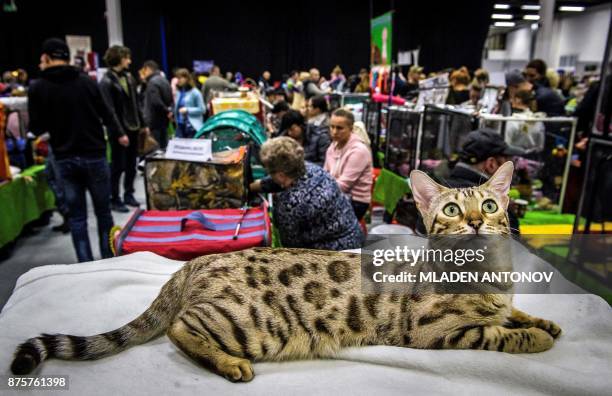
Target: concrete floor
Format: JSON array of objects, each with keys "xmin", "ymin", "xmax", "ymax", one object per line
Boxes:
[{"xmin": 0, "ymin": 174, "xmax": 146, "ymax": 311}]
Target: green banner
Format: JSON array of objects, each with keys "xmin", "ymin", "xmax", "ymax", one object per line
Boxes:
[{"xmin": 371, "ymin": 11, "xmax": 393, "ymax": 66}]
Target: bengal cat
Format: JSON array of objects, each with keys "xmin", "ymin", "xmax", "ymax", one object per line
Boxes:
[{"xmin": 11, "ymin": 161, "xmax": 561, "ymax": 382}]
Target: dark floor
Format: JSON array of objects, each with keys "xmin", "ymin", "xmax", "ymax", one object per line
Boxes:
[{"xmin": 0, "ymin": 175, "xmax": 146, "ymax": 311}]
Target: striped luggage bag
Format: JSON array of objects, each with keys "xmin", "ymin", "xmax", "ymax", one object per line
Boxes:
[{"xmin": 115, "ymin": 205, "xmax": 271, "ymax": 260}]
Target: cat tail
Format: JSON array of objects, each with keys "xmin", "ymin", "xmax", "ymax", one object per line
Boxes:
[{"xmin": 11, "ymin": 265, "xmax": 190, "ymax": 375}]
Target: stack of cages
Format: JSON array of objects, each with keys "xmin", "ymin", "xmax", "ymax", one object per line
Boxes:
[
  {"xmin": 364, "ymin": 99, "xmax": 383, "ymax": 160},
  {"xmin": 384, "ymin": 106, "xmax": 422, "ymax": 178}
]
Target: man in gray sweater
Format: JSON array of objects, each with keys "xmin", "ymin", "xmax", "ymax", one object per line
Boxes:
[{"xmin": 201, "ymin": 65, "xmax": 237, "ymax": 103}]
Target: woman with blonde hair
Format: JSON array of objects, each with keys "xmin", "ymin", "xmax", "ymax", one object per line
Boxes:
[
  {"xmin": 291, "ymin": 71, "xmax": 310, "ymax": 111},
  {"xmin": 329, "ymin": 65, "xmax": 346, "ymax": 91},
  {"xmin": 173, "ymin": 68, "xmax": 205, "ymax": 138}
]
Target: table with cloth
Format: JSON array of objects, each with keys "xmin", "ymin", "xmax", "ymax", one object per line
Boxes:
[
  {"xmin": 0, "ymin": 245, "xmax": 611, "ymax": 395},
  {"xmin": 0, "ymin": 165, "xmax": 55, "ymax": 248}
]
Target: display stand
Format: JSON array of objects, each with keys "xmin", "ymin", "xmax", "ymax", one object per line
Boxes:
[
  {"xmin": 209, "ymin": 91, "xmax": 265, "ymax": 123},
  {"xmin": 415, "ymin": 73, "xmax": 450, "ymax": 111}
]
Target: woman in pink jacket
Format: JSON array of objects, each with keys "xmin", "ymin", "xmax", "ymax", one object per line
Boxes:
[{"xmin": 324, "ymin": 108, "xmax": 373, "ymax": 220}]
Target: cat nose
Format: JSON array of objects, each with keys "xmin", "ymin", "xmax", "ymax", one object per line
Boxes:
[
  {"xmin": 466, "ymin": 211, "xmax": 483, "ymax": 230},
  {"xmin": 468, "ymin": 219, "xmax": 483, "ymax": 230}
]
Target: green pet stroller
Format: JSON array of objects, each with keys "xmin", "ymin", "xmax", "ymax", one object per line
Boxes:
[{"xmin": 195, "ymin": 110, "xmax": 268, "ymax": 180}]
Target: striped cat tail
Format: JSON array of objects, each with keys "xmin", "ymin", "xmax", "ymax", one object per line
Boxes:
[{"xmin": 11, "ymin": 266, "xmax": 188, "ymax": 375}]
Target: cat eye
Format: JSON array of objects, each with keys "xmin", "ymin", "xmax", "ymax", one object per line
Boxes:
[
  {"xmin": 442, "ymin": 203, "xmax": 461, "ymax": 217},
  {"xmin": 482, "ymin": 199, "xmax": 498, "ymax": 214}
]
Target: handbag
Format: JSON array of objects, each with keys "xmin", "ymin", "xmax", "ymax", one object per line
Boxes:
[
  {"xmin": 138, "ymin": 130, "xmax": 159, "ymax": 156},
  {"xmin": 114, "ymin": 204, "xmax": 271, "ymax": 260}
]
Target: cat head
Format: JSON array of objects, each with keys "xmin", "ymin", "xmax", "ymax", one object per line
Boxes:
[{"xmin": 409, "ymin": 161, "xmax": 514, "ymax": 235}]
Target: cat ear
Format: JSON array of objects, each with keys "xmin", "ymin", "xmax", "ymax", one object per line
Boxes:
[
  {"xmin": 484, "ymin": 161, "xmax": 514, "ymax": 209},
  {"xmin": 409, "ymin": 170, "xmax": 446, "ymax": 213}
]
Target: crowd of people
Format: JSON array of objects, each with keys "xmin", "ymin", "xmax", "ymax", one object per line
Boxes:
[{"xmin": 2, "ymin": 36, "xmax": 607, "ymax": 262}]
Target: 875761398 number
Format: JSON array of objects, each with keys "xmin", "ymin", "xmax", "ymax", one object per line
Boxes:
[{"xmin": 1, "ymin": 375, "xmax": 69, "ymax": 390}]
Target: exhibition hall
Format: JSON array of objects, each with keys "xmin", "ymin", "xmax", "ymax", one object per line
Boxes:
[{"xmin": 0, "ymin": 0, "xmax": 610, "ymax": 394}]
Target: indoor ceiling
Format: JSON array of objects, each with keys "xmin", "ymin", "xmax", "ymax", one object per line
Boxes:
[{"xmin": 488, "ymin": 0, "xmax": 610, "ymax": 34}]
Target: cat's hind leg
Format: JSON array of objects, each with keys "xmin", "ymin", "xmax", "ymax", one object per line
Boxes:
[
  {"xmin": 432, "ymin": 325, "xmax": 555, "ymax": 353},
  {"xmin": 167, "ymin": 316, "xmax": 254, "ymax": 382},
  {"xmin": 505, "ymin": 307, "xmax": 562, "ymax": 339}
]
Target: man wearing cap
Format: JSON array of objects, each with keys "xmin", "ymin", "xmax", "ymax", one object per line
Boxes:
[
  {"xmin": 448, "ymin": 129, "xmax": 522, "ymax": 234},
  {"xmin": 28, "ymin": 38, "xmax": 122, "ymax": 262}
]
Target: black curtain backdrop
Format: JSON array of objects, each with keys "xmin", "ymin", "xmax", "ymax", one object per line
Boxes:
[
  {"xmin": 0, "ymin": 0, "xmax": 108, "ymax": 79},
  {"xmin": 391, "ymin": 1, "xmax": 495, "ymax": 73},
  {"xmin": 1, "ymin": 0, "xmax": 494, "ymax": 81},
  {"xmin": 122, "ymin": 1, "xmax": 371, "ymax": 80}
]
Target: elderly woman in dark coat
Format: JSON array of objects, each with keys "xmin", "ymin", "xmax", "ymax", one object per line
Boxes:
[{"xmin": 250, "ymin": 137, "xmax": 363, "ymax": 250}]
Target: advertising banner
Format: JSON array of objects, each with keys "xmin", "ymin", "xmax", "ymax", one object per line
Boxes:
[{"xmin": 371, "ymin": 11, "xmax": 393, "ymax": 66}]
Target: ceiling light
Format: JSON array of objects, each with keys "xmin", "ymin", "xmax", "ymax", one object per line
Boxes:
[
  {"xmin": 521, "ymin": 5, "xmax": 541, "ymax": 10},
  {"xmin": 492, "ymin": 14, "xmax": 513, "ymax": 19},
  {"xmin": 523, "ymin": 15, "xmax": 540, "ymax": 20},
  {"xmin": 559, "ymin": 6, "xmax": 585, "ymax": 12},
  {"xmin": 494, "ymin": 21, "xmax": 516, "ymax": 27},
  {"xmin": 531, "ymin": 23, "xmax": 539, "ymax": 30},
  {"xmin": 494, "ymin": 4, "xmax": 510, "ymax": 9}
]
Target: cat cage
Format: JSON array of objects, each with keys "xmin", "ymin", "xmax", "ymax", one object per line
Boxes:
[
  {"xmin": 418, "ymin": 104, "xmax": 477, "ymax": 172},
  {"xmin": 384, "ymin": 106, "xmax": 422, "ymax": 178},
  {"xmin": 342, "ymin": 93, "xmax": 370, "ymax": 123},
  {"xmin": 327, "ymin": 93, "xmax": 369, "ymax": 112},
  {"xmin": 478, "ymin": 114, "xmax": 577, "ymax": 211},
  {"xmin": 363, "ymin": 99, "xmax": 382, "ymax": 153}
]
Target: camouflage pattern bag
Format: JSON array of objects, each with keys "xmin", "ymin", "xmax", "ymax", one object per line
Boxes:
[{"xmin": 145, "ymin": 147, "xmax": 248, "ymax": 210}]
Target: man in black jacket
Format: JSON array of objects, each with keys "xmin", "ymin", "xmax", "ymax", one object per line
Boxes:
[
  {"xmin": 99, "ymin": 45, "xmax": 147, "ymax": 212},
  {"xmin": 141, "ymin": 60, "xmax": 173, "ymax": 149},
  {"xmin": 28, "ymin": 38, "xmax": 121, "ymax": 262}
]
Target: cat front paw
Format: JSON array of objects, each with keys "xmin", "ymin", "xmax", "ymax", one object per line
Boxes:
[{"xmin": 217, "ymin": 357, "xmax": 255, "ymax": 382}]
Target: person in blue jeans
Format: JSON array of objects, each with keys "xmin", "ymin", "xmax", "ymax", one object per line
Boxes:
[
  {"xmin": 173, "ymin": 68, "xmax": 205, "ymax": 138},
  {"xmin": 28, "ymin": 38, "xmax": 122, "ymax": 262},
  {"xmin": 45, "ymin": 145, "xmax": 70, "ymax": 233},
  {"xmin": 56, "ymin": 157, "xmax": 114, "ymax": 261}
]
